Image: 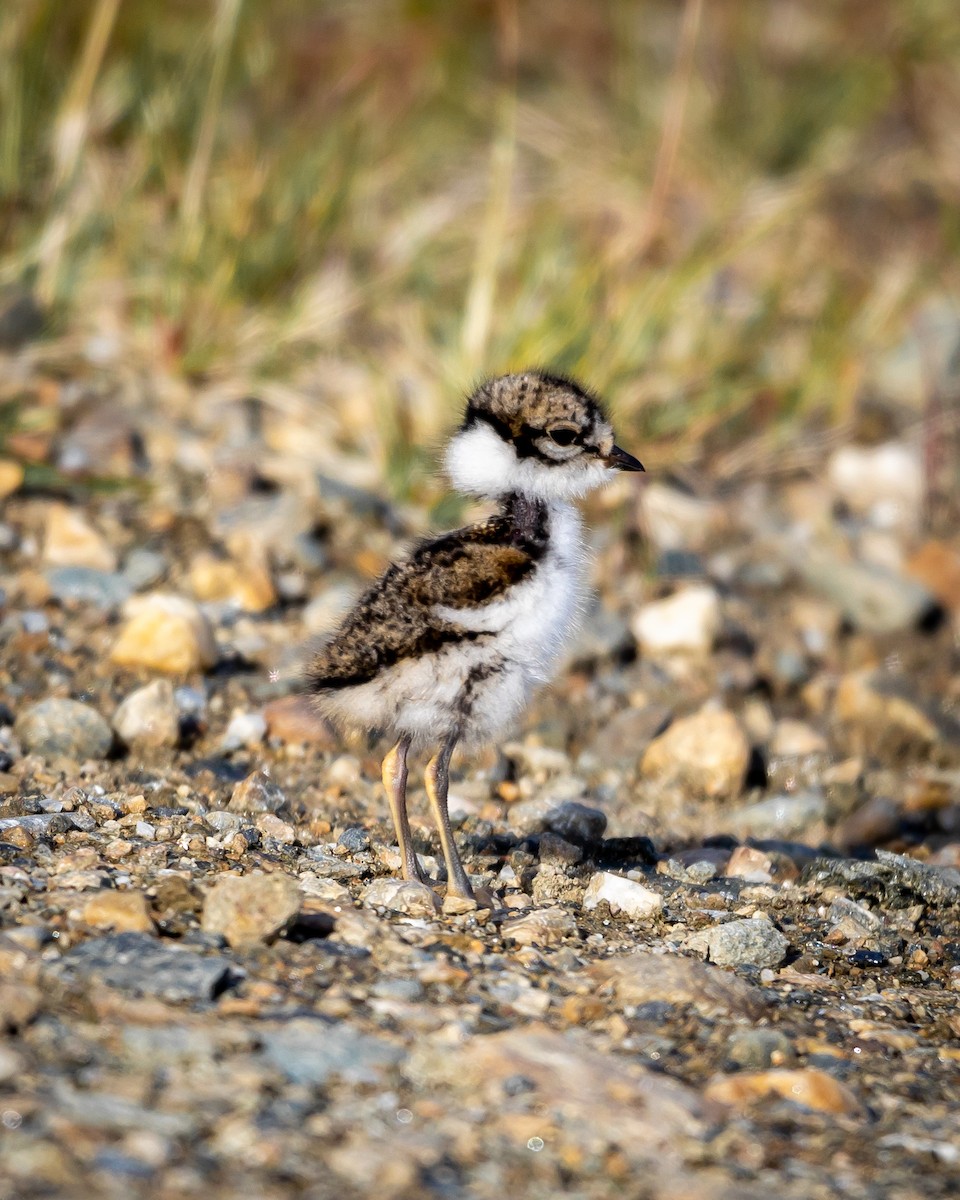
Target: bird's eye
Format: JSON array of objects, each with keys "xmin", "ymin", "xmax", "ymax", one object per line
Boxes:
[{"xmin": 547, "ymin": 425, "xmax": 578, "ymax": 447}]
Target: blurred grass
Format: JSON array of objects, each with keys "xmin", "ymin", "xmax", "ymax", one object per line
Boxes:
[{"xmin": 1, "ymin": 0, "xmax": 959, "ymax": 494}]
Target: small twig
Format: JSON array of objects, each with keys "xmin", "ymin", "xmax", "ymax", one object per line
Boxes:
[
  {"xmin": 636, "ymin": 0, "xmax": 703, "ymax": 257},
  {"xmin": 460, "ymin": 0, "xmax": 519, "ymax": 373},
  {"xmin": 179, "ymin": 0, "xmax": 243, "ymax": 254}
]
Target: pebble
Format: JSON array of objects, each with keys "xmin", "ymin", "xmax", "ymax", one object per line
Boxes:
[
  {"xmin": 112, "ymin": 680, "xmax": 180, "ymax": 749},
  {"xmin": 835, "ymin": 670, "xmax": 952, "ymax": 759},
  {"xmin": 48, "ymin": 932, "xmax": 236, "ymax": 1002},
  {"xmin": 305, "ymin": 849, "xmax": 367, "ymax": 879},
  {"xmin": 44, "ymin": 566, "xmax": 132, "ymax": 609},
  {"xmin": 227, "ymin": 769, "xmax": 287, "ymax": 814},
  {"xmin": 724, "ymin": 845, "xmax": 796, "ymax": 884},
  {"xmin": 507, "ymin": 797, "xmax": 607, "ymax": 843},
  {"xmin": 14, "ymin": 698, "xmax": 113, "ymax": 760},
  {"xmin": 261, "ymin": 695, "xmax": 336, "ymax": 746},
  {"xmin": 589, "ymin": 704, "xmax": 672, "ymax": 767},
  {"xmin": 110, "ymin": 593, "xmax": 218, "ymax": 674},
  {"xmin": 725, "ymin": 1029, "xmax": 796, "ymax": 1070},
  {"xmin": 83, "ymin": 890, "xmax": 154, "ymax": 934},
  {"xmin": 589, "ymin": 951, "xmax": 766, "ymax": 1018},
  {"xmin": 361, "ymin": 878, "xmax": 440, "ymax": 916},
  {"xmin": 684, "ymin": 916, "xmax": 789, "ymax": 968},
  {"xmin": 796, "ymin": 548, "xmax": 936, "ymax": 634},
  {"xmin": 641, "ymin": 482, "xmax": 721, "ymax": 551},
  {"xmin": 827, "ymin": 441, "xmax": 923, "ymax": 531},
  {"xmin": 220, "ymin": 709, "xmax": 267, "ymax": 752},
  {"xmin": 724, "ymin": 790, "xmax": 827, "ymax": 839},
  {"xmin": 260, "ymin": 1018, "xmax": 403, "ymax": 1086},
  {"xmin": 631, "ymin": 585, "xmax": 721, "ymax": 655},
  {"xmin": 0, "ymin": 459, "xmax": 24, "ymax": 500},
  {"xmin": 582, "ymin": 872, "xmax": 663, "ymax": 919},
  {"xmin": 121, "ymin": 547, "xmax": 168, "ymax": 591},
  {"xmin": 42, "ymin": 503, "xmax": 117, "ymax": 571},
  {"xmin": 705, "ymin": 1068, "xmax": 862, "ymax": 1116},
  {"xmin": 641, "ymin": 708, "xmax": 750, "ymax": 799},
  {"xmin": 188, "ymin": 552, "xmax": 276, "ymax": 613},
  {"xmin": 256, "ymin": 813, "xmax": 296, "ymax": 844},
  {"xmin": 0, "ymin": 1045, "xmax": 24, "ymax": 1084},
  {"xmin": 501, "ymin": 906, "xmax": 577, "ymax": 946},
  {"xmin": 200, "ymin": 873, "xmax": 301, "ymax": 948},
  {"xmin": 768, "ymin": 719, "xmax": 828, "ymax": 758}
]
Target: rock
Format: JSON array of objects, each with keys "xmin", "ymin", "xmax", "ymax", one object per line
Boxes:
[
  {"xmin": 200, "ymin": 873, "xmax": 301, "ymax": 948},
  {"xmin": 827, "ymin": 897, "xmax": 883, "ymax": 943},
  {"xmin": 589, "ymin": 704, "xmax": 672, "ymax": 767},
  {"xmin": 768, "ymin": 719, "xmax": 828, "ymax": 758},
  {"xmin": 112, "ymin": 680, "xmax": 179, "ymax": 749},
  {"xmin": 723, "ymin": 791, "xmax": 827, "ymax": 840},
  {"xmin": 405, "ymin": 1025, "xmax": 718, "ymax": 1158},
  {"xmin": 631, "ymin": 585, "xmax": 721, "ymax": 655},
  {"xmin": 262, "ymin": 694, "xmax": 337, "ymax": 747},
  {"xmin": 641, "ymin": 708, "xmax": 750, "ymax": 799},
  {"xmin": 83, "ymin": 890, "xmax": 154, "ymax": 934},
  {"xmin": 0, "ymin": 812, "xmax": 76, "ymax": 838},
  {"xmin": 723, "ymin": 845, "xmax": 798, "ymax": 885},
  {"xmin": 43, "ymin": 503, "xmax": 116, "ymax": 571},
  {"xmin": 507, "ymin": 798, "xmax": 607, "ymax": 844},
  {"xmin": 256, "ymin": 813, "xmax": 296, "ymax": 844},
  {"xmin": 835, "ymin": 796, "xmax": 901, "ymax": 850},
  {"xmin": 44, "ymin": 566, "xmax": 132, "ymax": 610},
  {"xmin": 14, "ymin": 698, "xmax": 113, "ymax": 760},
  {"xmin": 220, "ymin": 709, "xmax": 267, "ymax": 752},
  {"xmin": 835, "ymin": 670, "xmax": 960, "ymax": 762},
  {"xmin": 337, "ymin": 826, "xmax": 370, "ymax": 854},
  {"xmin": 905, "ymin": 541, "xmax": 960, "ymax": 611},
  {"xmin": 572, "ymin": 599, "xmax": 634, "ymax": 661},
  {"xmin": 306, "ymin": 849, "xmax": 368, "ymax": 879},
  {"xmin": 261, "ymin": 1018, "xmax": 403, "ymax": 1086},
  {"xmin": 110, "ymin": 594, "xmax": 217, "ymax": 674},
  {"xmin": 705, "ymin": 1068, "xmax": 862, "ymax": 1116},
  {"xmin": 582, "ymin": 872, "xmax": 663, "ymax": 919},
  {"xmin": 227, "ymin": 769, "xmax": 287, "ymax": 815},
  {"xmin": 361, "ymin": 878, "xmax": 440, "ymax": 917},
  {"xmin": 501, "ymin": 907, "xmax": 577, "ymax": 947},
  {"xmin": 795, "ymin": 548, "xmax": 936, "ymax": 634},
  {"xmin": 588, "ymin": 950, "xmax": 767, "ymax": 1019},
  {"xmin": 725, "ymin": 1029, "xmax": 796, "ymax": 1071},
  {"xmin": 0, "ymin": 981, "xmax": 41, "ymax": 1031},
  {"xmin": 803, "ymin": 852, "xmax": 960, "ymax": 908},
  {"xmin": 188, "ymin": 552, "xmax": 276, "ymax": 613},
  {"xmin": 48, "ymin": 932, "xmax": 237, "ymax": 1002},
  {"xmin": 684, "ymin": 916, "xmax": 789, "ymax": 968},
  {"xmin": 827, "ymin": 441, "xmax": 923, "ymax": 531},
  {"xmin": 121, "ymin": 547, "xmax": 168, "ymax": 591}
]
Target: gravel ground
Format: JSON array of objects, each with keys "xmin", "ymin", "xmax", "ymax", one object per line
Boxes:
[{"xmin": 1, "ymin": 357, "xmax": 960, "ymax": 1199}]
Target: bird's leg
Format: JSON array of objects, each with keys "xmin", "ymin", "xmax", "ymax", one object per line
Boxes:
[
  {"xmin": 381, "ymin": 736, "xmax": 422, "ymax": 883},
  {"xmin": 424, "ymin": 734, "xmax": 474, "ymax": 900}
]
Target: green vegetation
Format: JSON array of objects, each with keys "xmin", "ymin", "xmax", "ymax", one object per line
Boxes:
[{"xmin": 1, "ymin": 0, "xmax": 958, "ymax": 491}]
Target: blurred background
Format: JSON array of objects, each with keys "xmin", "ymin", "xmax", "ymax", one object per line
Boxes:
[{"xmin": 2, "ymin": 0, "xmax": 959, "ymax": 503}]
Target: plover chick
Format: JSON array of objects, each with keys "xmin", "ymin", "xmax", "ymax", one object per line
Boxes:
[{"xmin": 308, "ymin": 370, "xmax": 643, "ymax": 900}]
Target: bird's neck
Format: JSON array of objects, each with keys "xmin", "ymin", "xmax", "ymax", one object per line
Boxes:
[{"xmin": 499, "ymin": 492, "xmax": 552, "ymax": 548}]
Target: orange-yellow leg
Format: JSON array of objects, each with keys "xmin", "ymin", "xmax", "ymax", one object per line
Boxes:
[
  {"xmin": 425, "ymin": 735, "xmax": 474, "ymax": 901},
  {"xmin": 381, "ymin": 736, "xmax": 422, "ymax": 883}
]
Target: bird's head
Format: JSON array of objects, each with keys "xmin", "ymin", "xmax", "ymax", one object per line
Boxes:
[{"xmin": 445, "ymin": 371, "xmax": 643, "ymax": 501}]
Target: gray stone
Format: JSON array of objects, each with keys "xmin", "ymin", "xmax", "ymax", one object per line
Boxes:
[
  {"xmin": 306, "ymin": 849, "xmax": 369, "ymax": 879},
  {"xmin": 508, "ymin": 797, "xmax": 607, "ymax": 844},
  {"xmin": 44, "ymin": 566, "xmax": 132, "ymax": 609},
  {"xmin": 113, "ymin": 679, "xmax": 180, "ymax": 749},
  {"xmin": 724, "ymin": 791, "xmax": 827, "ymax": 839},
  {"xmin": 362, "ymin": 878, "xmax": 440, "ymax": 916},
  {"xmin": 685, "ymin": 916, "xmax": 790, "ymax": 968},
  {"xmin": 122, "ymin": 548, "xmax": 168, "ymax": 590},
  {"xmin": 14, "ymin": 698, "xmax": 113, "ymax": 760},
  {"xmin": 228, "ymin": 769, "xmax": 287, "ymax": 815},
  {"xmin": 0, "ymin": 813, "xmax": 77, "ymax": 837},
  {"xmin": 804, "ymin": 852, "xmax": 960, "ymax": 908},
  {"xmin": 48, "ymin": 932, "xmax": 238, "ymax": 1002},
  {"xmin": 795, "ymin": 549, "xmax": 936, "ymax": 634},
  {"xmin": 589, "ymin": 950, "xmax": 767, "ymax": 1019},
  {"xmin": 260, "ymin": 1018, "xmax": 403, "ymax": 1086},
  {"xmin": 726, "ymin": 1029, "xmax": 796, "ymax": 1071}
]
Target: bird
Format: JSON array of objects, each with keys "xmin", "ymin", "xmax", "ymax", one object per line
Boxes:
[{"xmin": 307, "ymin": 370, "xmax": 644, "ymax": 902}]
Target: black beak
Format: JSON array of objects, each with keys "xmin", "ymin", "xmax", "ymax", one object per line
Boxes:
[{"xmin": 605, "ymin": 444, "xmax": 645, "ymax": 472}]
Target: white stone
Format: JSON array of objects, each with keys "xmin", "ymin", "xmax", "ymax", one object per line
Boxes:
[
  {"xmin": 221, "ymin": 709, "xmax": 268, "ymax": 752},
  {"xmin": 641, "ymin": 483, "xmax": 720, "ymax": 551},
  {"xmin": 582, "ymin": 872, "xmax": 663, "ymax": 919},
  {"xmin": 827, "ymin": 441, "xmax": 923, "ymax": 531},
  {"xmin": 631, "ymin": 585, "xmax": 721, "ymax": 656}
]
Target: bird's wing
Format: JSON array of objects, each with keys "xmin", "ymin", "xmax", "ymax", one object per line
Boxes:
[{"xmin": 307, "ymin": 524, "xmax": 538, "ymax": 690}]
